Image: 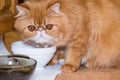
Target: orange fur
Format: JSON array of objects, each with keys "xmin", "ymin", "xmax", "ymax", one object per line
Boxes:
[
  {"xmin": 15, "ymin": 0, "xmax": 120, "ymax": 76},
  {"xmin": 55, "ymin": 67, "xmax": 120, "ymax": 80}
]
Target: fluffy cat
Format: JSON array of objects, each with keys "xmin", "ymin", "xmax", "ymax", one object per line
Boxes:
[{"xmin": 14, "ymin": 0, "xmax": 120, "ymax": 73}]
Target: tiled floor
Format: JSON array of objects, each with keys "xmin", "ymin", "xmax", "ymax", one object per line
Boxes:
[{"xmin": 30, "ymin": 60, "xmax": 63, "ymax": 80}]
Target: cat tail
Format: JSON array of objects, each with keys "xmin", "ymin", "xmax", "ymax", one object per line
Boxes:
[{"xmin": 55, "ymin": 67, "xmax": 120, "ymax": 80}]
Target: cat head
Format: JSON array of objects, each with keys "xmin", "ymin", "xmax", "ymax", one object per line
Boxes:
[{"xmin": 15, "ymin": 1, "xmax": 74, "ymax": 46}]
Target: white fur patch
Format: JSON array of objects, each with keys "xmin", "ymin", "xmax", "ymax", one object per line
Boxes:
[
  {"xmin": 28, "ymin": 31, "xmax": 53, "ymax": 44},
  {"xmin": 81, "ymin": 56, "xmax": 87, "ymax": 65}
]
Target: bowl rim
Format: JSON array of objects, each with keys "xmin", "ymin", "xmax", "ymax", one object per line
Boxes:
[
  {"xmin": 0, "ymin": 55, "xmax": 37, "ymax": 70},
  {"xmin": 11, "ymin": 41, "xmax": 57, "ymax": 54},
  {"xmin": 11, "ymin": 41, "xmax": 56, "ymax": 50}
]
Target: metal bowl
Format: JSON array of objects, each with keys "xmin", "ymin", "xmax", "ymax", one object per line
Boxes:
[{"xmin": 0, "ymin": 55, "xmax": 37, "ymax": 80}]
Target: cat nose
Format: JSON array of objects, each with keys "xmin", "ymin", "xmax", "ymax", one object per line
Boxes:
[
  {"xmin": 37, "ymin": 26, "xmax": 44, "ymax": 32},
  {"xmin": 40, "ymin": 28, "xmax": 43, "ymax": 32}
]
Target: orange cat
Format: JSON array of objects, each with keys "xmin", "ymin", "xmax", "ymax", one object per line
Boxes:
[{"xmin": 15, "ymin": 0, "xmax": 120, "ymax": 74}]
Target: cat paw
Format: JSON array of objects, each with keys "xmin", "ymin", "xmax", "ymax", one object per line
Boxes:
[
  {"xmin": 86, "ymin": 62, "xmax": 94, "ymax": 69},
  {"xmin": 47, "ymin": 59, "xmax": 59, "ymax": 66},
  {"xmin": 62, "ymin": 64, "xmax": 77, "ymax": 72},
  {"xmin": 86, "ymin": 62, "xmax": 102, "ymax": 69}
]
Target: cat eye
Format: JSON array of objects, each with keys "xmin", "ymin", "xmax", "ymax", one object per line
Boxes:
[
  {"xmin": 46, "ymin": 24, "xmax": 53, "ymax": 30},
  {"xmin": 28, "ymin": 25, "xmax": 36, "ymax": 31}
]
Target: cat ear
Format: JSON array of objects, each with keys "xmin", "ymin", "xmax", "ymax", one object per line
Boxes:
[
  {"xmin": 48, "ymin": 3, "xmax": 64, "ymax": 16},
  {"xmin": 15, "ymin": 5, "xmax": 29, "ymax": 18}
]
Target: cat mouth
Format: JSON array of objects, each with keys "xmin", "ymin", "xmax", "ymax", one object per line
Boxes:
[
  {"xmin": 39, "ymin": 34, "xmax": 46, "ymax": 39},
  {"xmin": 36, "ymin": 32, "xmax": 53, "ymax": 44},
  {"xmin": 39, "ymin": 32, "xmax": 49, "ymax": 39}
]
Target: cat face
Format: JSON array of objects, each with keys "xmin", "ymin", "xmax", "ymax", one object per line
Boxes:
[{"xmin": 15, "ymin": 1, "xmax": 73, "ymax": 46}]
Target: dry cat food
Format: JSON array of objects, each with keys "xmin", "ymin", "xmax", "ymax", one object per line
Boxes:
[{"xmin": 24, "ymin": 40, "xmax": 51, "ymax": 48}]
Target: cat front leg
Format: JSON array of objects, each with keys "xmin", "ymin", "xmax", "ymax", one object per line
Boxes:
[
  {"xmin": 47, "ymin": 50, "xmax": 60, "ymax": 65},
  {"xmin": 62, "ymin": 44, "xmax": 86, "ymax": 72},
  {"xmin": 47, "ymin": 47, "xmax": 65, "ymax": 65}
]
